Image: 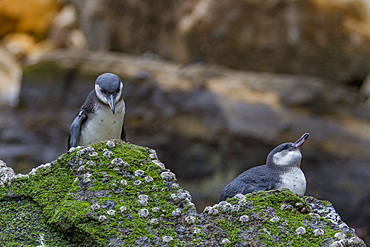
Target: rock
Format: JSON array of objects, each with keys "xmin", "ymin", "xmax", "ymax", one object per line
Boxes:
[
  {"xmin": 6, "ymin": 50, "xmax": 369, "ymax": 244},
  {"xmin": 69, "ymin": 0, "xmax": 370, "ymax": 81},
  {"xmin": 47, "ymin": 4, "xmax": 87, "ymax": 50},
  {"xmin": 0, "ymin": 0, "xmax": 61, "ymax": 38},
  {"xmin": 0, "ymin": 141, "xmax": 366, "ymax": 246},
  {"xmin": 0, "ymin": 47, "xmax": 22, "ymax": 106}
]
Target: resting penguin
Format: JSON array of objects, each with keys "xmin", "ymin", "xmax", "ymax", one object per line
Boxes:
[
  {"xmin": 68, "ymin": 73, "xmax": 126, "ymax": 149},
  {"xmin": 219, "ymin": 133, "xmax": 309, "ymax": 202}
]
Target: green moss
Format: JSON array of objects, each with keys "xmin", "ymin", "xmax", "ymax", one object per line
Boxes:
[
  {"xmin": 0, "ymin": 199, "xmax": 75, "ymax": 246},
  {"xmin": 0, "ymin": 141, "xmax": 185, "ymax": 246},
  {"xmin": 0, "ymin": 141, "xmax": 362, "ymax": 246},
  {"xmin": 219, "ymin": 189, "xmax": 342, "ymax": 246}
]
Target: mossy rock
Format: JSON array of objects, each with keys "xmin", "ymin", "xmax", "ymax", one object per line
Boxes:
[{"xmin": 0, "ymin": 141, "xmax": 365, "ymax": 246}]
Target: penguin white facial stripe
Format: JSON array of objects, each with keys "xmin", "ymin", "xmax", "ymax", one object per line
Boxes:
[
  {"xmin": 273, "ymin": 149, "xmax": 302, "ymax": 166},
  {"xmin": 95, "ymin": 83, "xmax": 123, "ymax": 105},
  {"xmin": 95, "ymin": 84, "xmax": 109, "ymax": 104},
  {"xmin": 115, "ymin": 82, "xmax": 123, "ymax": 102}
]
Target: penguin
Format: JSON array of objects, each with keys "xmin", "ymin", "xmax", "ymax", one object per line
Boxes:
[
  {"xmin": 219, "ymin": 133, "xmax": 309, "ymax": 202},
  {"xmin": 68, "ymin": 73, "xmax": 126, "ymax": 149}
]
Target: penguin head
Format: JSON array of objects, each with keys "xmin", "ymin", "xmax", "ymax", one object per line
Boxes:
[
  {"xmin": 267, "ymin": 133, "xmax": 309, "ymax": 167},
  {"xmin": 95, "ymin": 73, "xmax": 124, "ymax": 114}
]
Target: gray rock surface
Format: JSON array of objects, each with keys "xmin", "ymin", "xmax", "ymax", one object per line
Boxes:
[
  {"xmin": 0, "ymin": 50, "xmax": 369, "ymax": 243},
  {"xmin": 0, "ymin": 142, "xmax": 366, "ymax": 246},
  {"xmin": 69, "ymin": 0, "xmax": 370, "ymax": 81}
]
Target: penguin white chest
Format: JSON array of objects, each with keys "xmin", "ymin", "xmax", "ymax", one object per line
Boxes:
[
  {"xmin": 276, "ymin": 167, "xmax": 306, "ymax": 196},
  {"xmin": 79, "ymin": 101, "xmax": 125, "ymax": 146}
]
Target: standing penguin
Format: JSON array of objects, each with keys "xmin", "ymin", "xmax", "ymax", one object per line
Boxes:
[
  {"xmin": 219, "ymin": 133, "xmax": 309, "ymax": 202},
  {"xmin": 68, "ymin": 73, "xmax": 126, "ymax": 149}
]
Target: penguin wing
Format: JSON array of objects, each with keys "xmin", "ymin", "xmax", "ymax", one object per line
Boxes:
[
  {"xmin": 121, "ymin": 123, "xmax": 127, "ymax": 142},
  {"xmin": 242, "ymin": 180, "xmax": 274, "ymax": 194},
  {"xmin": 68, "ymin": 110, "xmax": 88, "ymax": 149},
  {"xmin": 241, "ymin": 168, "xmax": 276, "ymax": 194}
]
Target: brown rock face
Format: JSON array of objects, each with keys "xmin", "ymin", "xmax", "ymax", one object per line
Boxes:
[
  {"xmin": 71, "ymin": 0, "xmax": 370, "ymax": 81},
  {"xmin": 0, "ymin": 0, "xmax": 61, "ymax": 39},
  {"xmin": 4, "ymin": 50, "xmax": 367, "ymax": 243}
]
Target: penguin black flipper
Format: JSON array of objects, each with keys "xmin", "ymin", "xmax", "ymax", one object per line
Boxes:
[
  {"xmin": 121, "ymin": 123, "xmax": 127, "ymax": 142},
  {"xmin": 68, "ymin": 109, "xmax": 88, "ymax": 149},
  {"xmin": 219, "ymin": 165, "xmax": 277, "ymax": 202},
  {"xmin": 241, "ymin": 178, "xmax": 275, "ymax": 194}
]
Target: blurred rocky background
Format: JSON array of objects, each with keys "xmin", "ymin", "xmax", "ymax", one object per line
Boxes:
[{"xmin": 0, "ymin": 0, "xmax": 369, "ymax": 244}]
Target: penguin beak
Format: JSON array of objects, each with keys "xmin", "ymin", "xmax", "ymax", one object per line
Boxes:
[
  {"xmin": 107, "ymin": 94, "xmax": 115, "ymax": 114},
  {"xmin": 294, "ymin": 133, "xmax": 309, "ymax": 148}
]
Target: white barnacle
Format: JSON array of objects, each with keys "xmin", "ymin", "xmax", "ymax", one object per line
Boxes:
[
  {"xmin": 218, "ymin": 201, "xmax": 232, "ymax": 212},
  {"xmin": 139, "ymin": 208, "xmax": 149, "ymax": 218},
  {"xmin": 334, "ymin": 232, "xmax": 346, "ymax": 240},
  {"xmin": 152, "ymin": 160, "xmax": 165, "ymax": 170},
  {"xmin": 106, "ymin": 141, "xmax": 115, "ymax": 149},
  {"xmin": 270, "ymin": 216, "xmax": 280, "ymax": 223},
  {"xmin": 134, "ymin": 180, "xmax": 142, "ymax": 186},
  {"xmin": 170, "ymin": 193, "xmax": 178, "ymax": 201},
  {"xmin": 162, "ymin": 236, "xmax": 173, "ymax": 243},
  {"xmin": 144, "ymin": 176, "xmax": 154, "ymax": 183},
  {"xmin": 82, "ymin": 177, "xmax": 91, "ymax": 184},
  {"xmin": 86, "ymin": 161, "xmax": 96, "ymax": 167},
  {"xmin": 185, "ymin": 216, "xmax": 196, "ymax": 224},
  {"xmin": 68, "ymin": 147, "xmax": 77, "ymax": 152},
  {"xmin": 171, "ymin": 183, "xmax": 180, "ymax": 189},
  {"xmin": 313, "ymin": 229, "xmax": 324, "ymax": 236},
  {"xmin": 111, "ymin": 158, "xmax": 126, "ymax": 167},
  {"xmin": 149, "ymin": 149, "xmax": 158, "ymax": 159},
  {"xmin": 231, "ymin": 204, "xmax": 240, "ymax": 212},
  {"xmin": 103, "ymin": 149, "xmax": 113, "ymax": 159},
  {"xmin": 98, "ymin": 215, "xmax": 106, "ymax": 222},
  {"xmin": 296, "ymin": 226, "xmax": 306, "ymax": 235},
  {"xmin": 82, "ymin": 173, "xmax": 92, "ymax": 184},
  {"xmin": 77, "ymin": 165, "xmax": 86, "ymax": 172},
  {"xmin": 135, "ymin": 170, "xmax": 145, "ymax": 177},
  {"xmin": 178, "ymin": 191, "xmax": 191, "ymax": 200},
  {"xmin": 77, "ymin": 146, "xmax": 94, "ymax": 155},
  {"xmin": 152, "ymin": 207, "xmax": 160, "ymax": 213},
  {"xmin": 138, "ymin": 194, "xmax": 149, "ymax": 206},
  {"xmin": 160, "ymin": 171, "xmax": 176, "ymax": 181},
  {"xmin": 120, "ymin": 206, "xmax": 127, "ymax": 212},
  {"xmin": 203, "ymin": 206, "xmax": 212, "ymax": 214},
  {"xmin": 221, "ymin": 238, "xmax": 230, "ymax": 244},
  {"xmin": 171, "ymin": 208, "xmax": 182, "ymax": 217},
  {"xmin": 239, "ymin": 199, "xmax": 247, "ymax": 207},
  {"xmin": 150, "ymin": 218, "xmax": 159, "ymax": 224},
  {"xmin": 235, "ymin": 194, "xmax": 246, "ymax": 201},
  {"xmin": 348, "ymin": 237, "xmax": 364, "ymax": 245},
  {"xmin": 120, "ymin": 180, "xmax": 128, "ymax": 186},
  {"xmin": 107, "ymin": 209, "xmax": 115, "ymax": 216},
  {"xmin": 209, "ymin": 207, "xmax": 219, "ymax": 215},
  {"xmin": 89, "ymin": 152, "xmax": 99, "ymax": 157},
  {"xmin": 91, "ymin": 203, "xmax": 101, "ymax": 211},
  {"xmin": 239, "ymin": 215, "xmax": 250, "ymax": 223}
]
